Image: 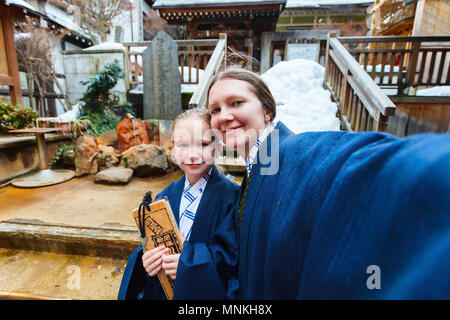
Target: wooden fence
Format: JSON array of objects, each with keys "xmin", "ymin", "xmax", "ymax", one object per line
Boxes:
[
  {"xmin": 339, "ymin": 36, "xmax": 450, "ymax": 94},
  {"xmin": 324, "ymin": 33, "xmax": 396, "ymax": 132},
  {"xmin": 0, "ymin": 70, "xmax": 66, "ymax": 117},
  {"xmin": 123, "ymin": 34, "xmax": 227, "ymax": 109}
]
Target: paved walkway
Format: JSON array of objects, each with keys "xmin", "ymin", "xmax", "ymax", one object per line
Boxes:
[
  {"xmin": 0, "ymin": 169, "xmax": 242, "ymax": 299},
  {"xmin": 0, "ymin": 171, "xmax": 184, "ymax": 229}
]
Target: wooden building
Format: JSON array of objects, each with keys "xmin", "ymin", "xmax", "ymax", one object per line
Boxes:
[
  {"xmin": 277, "ymin": 0, "xmax": 373, "ymax": 34},
  {"xmin": 0, "ymin": 1, "xmax": 43, "ymax": 106},
  {"xmin": 370, "ymin": 0, "xmax": 450, "ymax": 36},
  {"xmin": 152, "ymin": 0, "xmax": 286, "ymax": 63}
]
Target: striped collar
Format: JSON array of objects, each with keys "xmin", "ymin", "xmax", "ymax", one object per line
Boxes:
[
  {"xmin": 179, "ymin": 167, "xmax": 212, "ymax": 240},
  {"xmin": 246, "ymin": 122, "xmax": 276, "ymax": 177}
]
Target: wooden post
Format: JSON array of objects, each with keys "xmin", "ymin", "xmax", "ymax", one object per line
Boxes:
[
  {"xmin": 324, "ymin": 32, "xmax": 337, "ymax": 86},
  {"xmin": 35, "ymin": 132, "xmax": 49, "ymax": 170},
  {"xmin": 0, "ymin": 9, "xmax": 23, "ymax": 106},
  {"xmin": 412, "ymin": 0, "xmax": 426, "ymax": 36},
  {"xmin": 406, "ymin": 40, "xmax": 421, "ymax": 88}
]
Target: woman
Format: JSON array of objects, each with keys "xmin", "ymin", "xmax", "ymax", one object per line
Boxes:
[{"xmin": 206, "ymin": 66, "xmax": 450, "ymax": 299}]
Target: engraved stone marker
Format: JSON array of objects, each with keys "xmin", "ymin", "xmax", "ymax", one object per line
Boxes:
[{"xmin": 143, "ymin": 31, "xmax": 181, "ymax": 120}]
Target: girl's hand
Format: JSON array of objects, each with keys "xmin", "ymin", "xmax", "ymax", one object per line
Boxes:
[
  {"xmin": 161, "ymin": 233, "xmax": 186, "ymax": 280},
  {"xmin": 179, "ymin": 232, "xmax": 186, "ymax": 245},
  {"xmin": 142, "ymin": 246, "xmax": 169, "ymax": 277},
  {"xmin": 162, "ymin": 253, "xmax": 181, "ymax": 280}
]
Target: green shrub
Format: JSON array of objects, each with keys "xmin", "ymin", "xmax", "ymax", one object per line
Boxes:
[
  {"xmin": 78, "ymin": 108, "xmax": 119, "ymax": 137},
  {"xmin": 80, "ymin": 59, "xmax": 125, "ymax": 113},
  {"xmin": 181, "ymin": 92, "xmax": 194, "ymax": 110},
  {"xmin": 50, "ymin": 144, "xmax": 75, "ymax": 169},
  {"xmin": 0, "ymin": 99, "xmax": 37, "ymax": 133},
  {"xmin": 78, "ymin": 60, "xmax": 129, "ymax": 137}
]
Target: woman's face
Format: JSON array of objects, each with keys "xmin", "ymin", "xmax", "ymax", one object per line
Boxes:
[
  {"xmin": 208, "ymin": 78, "xmax": 270, "ymax": 159},
  {"xmin": 172, "ymin": 117, "xmax": 216, "ymax": 185}
]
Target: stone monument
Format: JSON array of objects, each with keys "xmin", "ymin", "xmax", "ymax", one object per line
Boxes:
[{"xmin": 143, "ymin": 31, "xmax": 181, "ymax": 120}]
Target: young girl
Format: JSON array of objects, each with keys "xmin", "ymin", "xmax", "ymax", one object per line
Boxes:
[{"xmin": 118, "ymin": 108, "xmax": 239, "ymax": 300}]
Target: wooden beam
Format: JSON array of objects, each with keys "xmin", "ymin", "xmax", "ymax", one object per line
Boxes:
[
  {"xmin": 412, "ymin": 0, "xmax": 426, "ymax": 36},
  {"xmin": 0, "ymin": 9, "xmax": 23, "ymax": 105}
]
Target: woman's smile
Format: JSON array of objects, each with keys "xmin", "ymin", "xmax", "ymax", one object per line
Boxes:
[{"xmin": 208, "ymin": 78, "xmax": 270, "ymax": 159}]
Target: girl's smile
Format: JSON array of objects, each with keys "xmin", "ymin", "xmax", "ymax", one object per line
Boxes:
[{"xmin": 172, "ymin": 117, "xmax": 217, "ymax": 185}]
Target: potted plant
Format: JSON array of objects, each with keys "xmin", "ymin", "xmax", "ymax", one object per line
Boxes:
[{"xmin": 0, "ymin": 99, "xmax": 38, "ymax": 133}]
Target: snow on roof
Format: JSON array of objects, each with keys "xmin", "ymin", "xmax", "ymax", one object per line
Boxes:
[
  {"xmin": 286, "ymin": 0, "xmax": 374, "ymax": 8},
  {"xmin": 45, "ymin": 11, "xmax": 86, "ymax": 36},
  {"xmin": 14, "ymin": 32, "xmax": 32, "ymax": 41},
  {"xmin": 154, "ymin": 0, "xmax": 283, "ymax": 8},
  {"xmin": 5, "ymin": 0, "xmax": 39, "ymax": 13},
  {"xmin": 83, "ymin": 42, "xmax": 126, "ymax": 51}
]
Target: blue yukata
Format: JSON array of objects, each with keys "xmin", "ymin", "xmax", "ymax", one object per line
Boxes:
[
  {"xmin": 235, "ymin": 121, "xmax": 450, "ymax": 299},
  {"xmin": 118, "ymin": 165, "xmax": 240, "ymax": 300}
]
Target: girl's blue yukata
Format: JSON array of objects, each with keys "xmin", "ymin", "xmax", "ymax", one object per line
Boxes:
[
  {"xmin": 118, "ymin": 165, "xmax": 239, "ymax": 300},
  {"xmin": 234, "ymin": 121, "xmax": 450, "ymax": 299}
]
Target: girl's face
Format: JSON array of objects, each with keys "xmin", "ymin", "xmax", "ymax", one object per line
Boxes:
[
  {"xmin": 172, "ymin": 117, "xmax": 216, "ymax": 185},
  {"xmin": 208, "ymin": 78, "xmax": 270, "ymax": 159}
]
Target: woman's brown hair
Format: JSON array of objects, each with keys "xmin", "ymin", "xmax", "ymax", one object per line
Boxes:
[{"xmin": 207, "ymin": 66, "xmax": 277, "ymax": 121}]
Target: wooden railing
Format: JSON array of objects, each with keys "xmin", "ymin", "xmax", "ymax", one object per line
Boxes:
[
  {"xmin": 189, "ymin": 34, "xmax": 227, "ymax": 109},
  {"xmin": 123, "ymin": 34, "xmax": 227, "ymax": 109},
  {"xmin": 324, "ymin": 33, "xmax": 396, "ymax": 132},
  {"xmin": 0, "ymin": 71, "xmax": 66, "ymax": 117},
  {"xmin": 339, "ymin": 36, "xmax": 450, "ymax": 94}
]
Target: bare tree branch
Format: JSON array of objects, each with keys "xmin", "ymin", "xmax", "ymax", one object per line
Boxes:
[{"xmin": 50, "ymin": 0, "xmax": 132, "ymax": 45}]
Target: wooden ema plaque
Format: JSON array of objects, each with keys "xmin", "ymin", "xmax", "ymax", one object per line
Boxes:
[{"xmin": 132, "ymin": 199, "xmax": 183, "ymax": 300}]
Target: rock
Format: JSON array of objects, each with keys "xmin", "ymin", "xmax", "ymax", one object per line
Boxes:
[
  {"xmin": 144, "ymin": 120, "xmax": 160, "ymax": 146},
  {"xmin": 94, "ymin": 167, "xmax": 133, "ymax": 185},
  {"xmin": 116, "ymin": 117, "xmax": 150, "ymax": 153},
  {"xmin": 97, "ymin": 145, "xmax": 119, "ymax": 170},
  {"xmin": 162, "ymin": 138, "xmax": 176, "ymax": 171},
  {"xmin": 96, "ymin": 130, "xmax": 118, "ymax": 147},
  {"xmin": 74, "ymin": 135, "xmax": 98, "ymax": 176},
  {"xmin": 121, "ymin": 144, "xmax": 168, "ymax": 177}
]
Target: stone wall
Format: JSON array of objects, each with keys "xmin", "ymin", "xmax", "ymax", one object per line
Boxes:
[{"xmin": 62, "ymin": 49, "xmax": 128, "ymax": 106}]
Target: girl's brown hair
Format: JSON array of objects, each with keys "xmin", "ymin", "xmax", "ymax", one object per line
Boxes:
[{"xmin": 207, "ymin": 66, "xmax": 277, "ymax": 121}]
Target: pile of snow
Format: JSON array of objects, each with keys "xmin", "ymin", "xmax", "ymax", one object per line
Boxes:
[
  {"xmin": 129, "ymin": 84, "xmax": 144, "ymax": 95},
  {"xmin": 83, "ymin": 42, "xmax": 126, "ymax": 51},
  {"xmin": 416, "ymin": 86, "xmax": 450, "ymax": 97},
  {"xmin": 56, "ymin": 101, "xmax": 84, "ymax": 122},
  {"xmin": 261, "ymin": 59, "xmax": 341, "ymax": 134}
]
